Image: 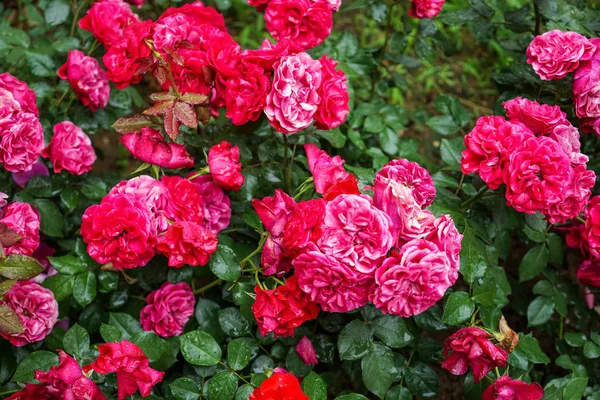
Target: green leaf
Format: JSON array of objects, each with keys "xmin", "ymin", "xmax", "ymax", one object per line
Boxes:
[
  {"xmin": 219, "ymin": 307, "xmax": 250, "ymax": 337},
  {"xmin": 235, "ymin": 385, "xmax": 255, "ymax": 400},
  {"xmin": 48, "ymin": 254, "xmax": 88, "ymax": 275},
  {"xmin": 0, "ymin": 26, "xmax": 30, "ymax": 47},
  {"xmin": 227, "ymin": 338, "xmax": 253, "ymax": 371},
  {"xmin": 53, "ymin": 37, "xmax": 80, "ymax": 53},
  {"xmin": 442, "ymin": 291, "xmax": 475, "ymax": 325},
  {"xmin": 0, "ymin": 303, "xmax": 22, "ymax": 335},
  {"xmin": 468, "ymin": 0, "xmax": 495, "ymax": 18},
  {"xmin": 386, "ymin": 385, "xmax": 412, "ymax": 400},
  {"xmin": 169, "ymin": 377, "xmax": 200, "ymax": 400},
  {"xmin": 0, "ymin": 254, "xmax": 43, "ymax": 280},
  {"xmin": 63, "ymin": 324, "xmax": 90, "ymax": 358},
  {"xmin": 335, "ymin": 395, "xmax": 369, "ymax": 400},
  {"xmin": 583, "ymin": 341, "xmax": 600, "ymax": 359},
  {"xmin": 131, "ymin": 331, "xmax": 168, "ymax": 363},
  {"xmin": 207, "ymin": 371, "xmax": 238, "ymax": 400},
  {"xmin": 564, "ymin": 332, "xmax": 587, "ymax": 347},
  {"xmin": 60, "ymin": 187, "xmax": 80, "ymax": 211},
  {"xmin": 516, "ymin": 333, "xmax": 550, "ymax": 364},
  {"xmin": 12, "ymin": 351, "xmax": 58, "ymax": 383},
  {"xmin": 415, "ymin": 37, "xmax": 434, "ymax": 63},
  {"xmin": 440, "ymin": 138, "xmax": 465, "ymax": 170},
  {"xmin": 286, "ymin": 347, "xmax": 312, "ymax": 377},
  {"xmin": 0, "ymin": 279, "xmax": 16, "ymax": 297},
  {"xmin": 81, "ymin": 177, "xmax": 108, "ymax": 201},
  {"xmin": 546, "ymin": 234, "xmax": 564, "ymax": 266},
  {"xmin": 44, "ymin": 0, "xmax": 70, "ymax": 26},
  {"xmin": 100, "ymin": 323, "xmax": 122, "ymax": 342},
  {"xmin": 527, "ymin": 296, "xmax": 555, "ymax": 327},
  {"xmin": 519, "ymin": 244, "xmax": 549, "ymax": 282},
  {"xmin": 73, "ymin": 271, "xmax": 97, "ymax": 308},
  {"xmin": 195, "ymin": 298, "xmax": 225, "ymax": 341},
  {"xmin": 427, "ymin": 115, "xmax": 461, "ymax": 136},
  {"xmin": 210, "ymin": 245, "xmax": 241, "ymax": 282},
  {"xmin": 180, "ymin": 330, "xmax": 222, "ymax": 366},
  {"xmin": 108, "ymin": 312, "xmax": 142, "ymax": 340},
  {"xmin": 405, "ymin": 362, "xmax": 439, "ymax": 398},
  {"xmin": 32, "ymin": 199, "xmax": 64, "ymax": 237},
  {"xmin": 338, "ymin": 320, "xmax": 373, "ymax": 361},
  {"xmin": 43, "ymin": 274, "xmax": 74, "ymax": 301},
  {"xmin": 361, "ymin": 343, "xmax": 395, "ymax": 399},
  {"xmin": 563, "ymin": 377, "xmax": 588, "ymax": 400},
  {"xmin": 24, "ymin": 51, "xmax": 56, "ymax": 77},
  {"xmin": 317, "ymin": 128, "xmax": 347, "ymax": 148},
  {"xmin": 460, "ymin": 224, "xmax": 488, "ymax": 282},
  {"xmin": 372, "ymin": 315, "xmax": 413, "ymax": 348},
  {"xmin": 302, "ymin": 372, "xmax": 327, "ymax": 400}
]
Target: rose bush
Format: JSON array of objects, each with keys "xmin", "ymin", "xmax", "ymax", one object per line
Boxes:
[{"xmin": 0, "ymin": 0, "xmax": 599, "ymax": 399}]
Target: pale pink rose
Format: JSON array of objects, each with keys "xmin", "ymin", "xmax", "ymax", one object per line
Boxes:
[
  {"xmin": 375, "ymin": 158, "xmax": 436, "ymax": 207},
  {"xmin": 79, "ymin": 0, "xmax": 140, "ymax": 48},
  {"xmin": 140, "ymin": 282, "xmax": 196, "ymax": 337},
  {"xmin": 549, "ymin": 123, "xmax": 587, "ymax": 166},
  {"xmin": 314, "ymin": 56, "xmax": 349, "ymax": 130},
  {"xmin": 1, "ymin": 281, "xmax": 58, "ymax": 347},
  {"xmin": 293, "ymin": 244, "xmax": 373, "ymax": 313},
  {"xmin": 527, "ymin": 30, "xmax": 596, "ymax": 81},
  {"xmin": 58, "ymin": 50, "xmax": 110, "ymax": 112},
  {"xmin": 0, "ymin": 88, "xmax": 21, "ymax": 126},
  {"xmin": 409, "ymin": 0, "xmax": 445, "ymax": 18},
  {"xmin": 371, "ymin": 239, "xmax": 455, "ymax": 317},
  {"xmin": 0, "ymin": 73, "xmax": 38, "ymax": 116},
  {"xmin": 304, "ymin": 144, "xmax": 360, "ymax": 200},
  {"xmin": 188, "ymin": 174, "xmax": 231, "ymax": 234},
  {"xmin": 502, "ymin": 97, "xmax": 568, "ymax": 136},
  {"xmin": 316, "ymin": 194, "xmax": 394, "ymax": 274},
  {"xmin": 425, "ymin": 214, "xmax": 463, "ymax": 273},
  {"xmin": 43, "ymin": 121, "xmax": 96, "ymax": 175},
  {"xmin": 264, "ymin": 53, "xmax": 323, "ymax": 134},
  {"xmin": 0, "ymin": 202, "xmax": 41, "ymax": 256},
  {"xmin": 120, "ymin": 127, "xmax": 194, "ymax": 169},
  {"xmin": 296, "ymin": 337, "xmax": 318, "ymax": 365},
  {"xmin": 0, "ymin": 112, "xmax": 45, "ymax": 173},
  {"xmin": 12, "ymin": 160, "xmax": 49, "ymax": 188},
  {"xmin": 573, "ymin": 39, "xmax": 600, "ymax": 118}
]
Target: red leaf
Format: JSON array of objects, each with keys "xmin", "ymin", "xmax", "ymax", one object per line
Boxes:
[
  {"xmin": 112, "ymin": 114, "xmax": 152, "ymax": 133},
  {"xmin": 174, "ymin": 102, "xmax": 198, "ymax": 129},
  {"xmin": 150, "ymin": 92, "xmax": 176, "ymax": 102},
  {"xmin": 153, "ymin": 65, "xmax": 168, "ymax": 87},
  {"xmin": 179, "ymin": 92, "xmax": 209, "ymax": 105},
  {"xmin": 164, "ymin": 108, "xmax": 180, "ymax": 140},
  {"xmin": 143, "ymin": 100, "xmax": 174, "ymax": 116},
  {"xmin": 0, "ymin": 223, "xmax": 22, "ymax": 248}
]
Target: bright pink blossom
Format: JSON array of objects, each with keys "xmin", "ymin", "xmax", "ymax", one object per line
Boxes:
[
  {"xmin": 548, "ymin": 123, "xmax": 587, "ymax": 166},
  {"xmin": 578, "ymin": 259, "xmax": 600, "ymax": 288},
  {"xmin": 375, "ymin": 158, "xmax": 436, "ymax": 207},
  {"xmin": 296, "ymin": 337, "xmax": 318, "ymax": 365},
  {"xmin": 140, "ymin": 282, "xmax": 196, "ymax": 337},
  {"xmin": 188, "ymin": 174, "xmax": 232, "ymax": 234},
  {"xmin": 504, "ymin": 136, "xmax": 572, "ymax": 214},
  {"xmin": 545, "ymin": 164, "xmax": 595, "ymax": 224},
  {"xmin": 1, "ymin": 281, "xmax": 58, "ymax": 347},
  {"xmin": 0, "ymin": 88, "xmax": 20, "ymax": 126},
  {"xmin": 314, "ymin": 56, "xmax": 349, "ymax": 130},
  {"xmin": 0, "ymin": 202, "xmax": 41, "ymax": 256},
  {"xmin": 79, "ymin": 0, "xmax": 140, "ymax": 48},
  {"xmin": 573, "ymin": 38, "xmax": 600, "ymax": 119},
  {"xmin": 81, "ymin": 193, "xmax": 157, "ymax": 269},
  {"xmin": 371, "ymin": 239, "xmax": 455, "ymax": 317},
  {"xmin": 583, "ymin": 196, "xmax": 600, "ymax": 259},
  {"xmin": 242, "ymin": 38, "xmax": 303, "ymax": 72},
  {"xmin": 156, "ymin": 221, "xmax": 218, "ymax": 268},
  {"xmin": 161, "ymin": 175, "xmax": 206, "ymax": 225},
  {"xmin": 83, "ymin": 341, "xmax": 164, "ymax": 400},
  {"xmin": 265, "ymin": 53, "xmax": 323, "ymax": 134},
  {"xmin": 43, "ymin": 121, "xmax": 96, "ymax": 175},
  {"xmin": 120, "ymin": 127, "xmax": 194, "ymax": 169},
  {"xmin": 482, "ymin": 376, "xmax": 544, "ymax": 400},
  {"xmin": 441, "ymin": 327, "xmax": 509, "ymax": 383},
  {"xmin": 208, "ymin": 141, "xmax": 244, "ymax": 191},
  {"xmin": 225, "ymin": 62, "xmax": 271, "ymax": 125},
  {"xmin": 58, "ymin": 50, "xmax": 109, "ymax": 112},
  {"xmin": 0, "ymin": 73, "xmax": 38, "ymax": 115},
  {"xmin": 0, "ymin": 112, "xmax": 45, "ymax": 173},
  {"xmin": 265, "ymin": 0, "xmax": 333, "ymax": 50},
  {"xmin": 304, "ymin": 144, "xmax": 360, "ymax": 200},
  {"xmin": 426, "ymin": 214, "xmax": 463, "ymax": 271},
  {"xmin": 409, "ymin": 0, "xmax": 446, "ymax": 18},
  {"xmin": 527, "ymin": 30, "xmax": 596, "ymax": 81},
  {"xmin": 461, "ymin": 116, "xmax": 535, "ymax": 190},
  {"xmin": 502, "ymin": 97, "xmax": 568, "ymax": 136}
]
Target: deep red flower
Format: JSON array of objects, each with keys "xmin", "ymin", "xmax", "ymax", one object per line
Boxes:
[
  {"xmin": 482, "ymin": 376, "xmax": 544, "ymax": 400},
  {"xmin": 79, "ymin": 0, "xmax": 140, "ymax": 48},
  {"xmin": 83, "ymin": 341, "xmax": 164, "ymax": 400},
  {"xmin": 161, "ymin": 175, "xmax": 206, "ymax": 225},
  {"xmin": 242, "ymin": 38, "xmax": 303, "ymax": 72},
  {"xmin": 441, "ymin": 327, "xmax": 508, "ymax": 383},
  {"xmin": 156, "ymin": 221, "xmax": 218, "ymax": 268},
  {"xmin": 252, "ymin": 275, "xmax": 319, "ymax": 338},
  {"xmin": 282, "ymin": 198, "xmax": 326, "ymax": 257},
  {"xmin": 249, "ymin": 372, "xmax": 309, "ymax": 400},
  {"xmin": 578, "ymin": 259, "xmax": 600, "ymax": 287},
  {"xmin": 208, "ymin": 141, "xmax": 244, "ymax": 191},
  {"xmin": 224, "ymin": 62, "xmax": 271, "ymax": 125}
]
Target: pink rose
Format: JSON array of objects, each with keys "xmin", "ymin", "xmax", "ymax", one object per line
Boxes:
[
  {"xmin": 0, "ymin": 281, "xmax": 58, "ymax": 347},
  {"xmin": 548, "ymin": 123, "xmax": 587, "ymax": 166},
  {"xmin": 156, "ymin": 221, "xmax": 218, "ymax": 268},
  {"xmin": 482, "ymin": 377, "xmax": 544, "ymax": 400},
  {"xmin": 503, "ymin": 97, "xmax": 568, "ymax": 136},
  {"xmin": 304, "ymin": 144, "xmax": 360, "ymax": 200},
  {"xmin": 583, "ymin": 196, "xmax": 600, "ymax": 258},
  {"xmin": 79, "ymin": 0, "xmax": 140, "ymax": 48},
  {"xmin": 0, "ymin": 112, "xmax": 45, "ymax": 173},
  {"xmin": 208, "ymin": 141, "xmax": 244, "ymax": 191},
  {"xmin": 12, "ymin": 159, "xmax": 49, "ymax": 188},
  {"xmin": 0, "ymin": 88, "xmax": 20, "ymax": 126},
  {"xmin": 527, "ymin": 30, "xmax": 596, "ymax": 81},
  {"xmin": 426, "ymin": 214, "xmax": 463, "ymax": 272},
  {"xmin": 314, "ymin": 56, "xmax": 349, "ymax": 130},
  {"xmin": 43, "ymin": 121, "xmax": 96, "ymax": 175},
  {"xmin": 585, "ymin": 287, "xmax": 595, "ymax": 309},
  {"xmin": 408, "ymin": 0, "xmax": 445, "ymax": 18},
  {"xmin": 375, "ymin": 158, "xmax": 436, "ymax": 207},
  {"xmin": 316, "ymin": 194, "xmax": 394, "ymax": 274},
  {"xmin": 0, "ymin": 202, "xmax": 41, "ymax": 256},
  {"xmin": 249, "ymin": 0, "xmax": 270, "ymax": 10},
  {"xmin": 188, "ymin": 174, "xmax": 232, "ymax": 234},
  {"xmin": 120, "ymin": 127, "xmax": 194, "ymax": 169},
  {"xmin": 461, "ymin": 116, "xmax": 535, "ymax": 190},
  {"xmin": 578, "ymin": 259, "xmax": 600, "ymax": 288},
  {"xmin": 104, "ymin": 20, "xmax": 153, "ymax": 90},
  {"xmin": 161, "ymin": 175, "xmax": 206, "ymax": 225},
  {"xmin": 81, "ymin": 193, "xmax": 157, "ymax": 269},
  {"xmin": 581, "ymin": 117, "xmax": 600, "ymax": 137},
  {"xmin": 265, "ymin": 0, "xmax": 332, "ymax": 50},
  {"xmin": 505, "ymin": 136, "xmax": 572, "ymax": 214},
  {"xmin": 371, "ymin": 239, "xmax": 455, "ymax": 317},
  {"xmin": 296, "ymin": 337, "xmax": 318, "ymax": 365},
  {"xmin": 58, "ymin": 50, "xmax": 109, "ymax": 112},
  {"xmin": 315, "ymin": 0, "xmax": 341, "ymax": 11},
  {"xmin": 261, "ymin": 236, "xmax": 292, "ymax": 276},
  {"xmin": 242, "ymin": 38, "xmax": 303, "ymax": 72},
  {"xmin": 225, "ymin": 62, "xmax": 271, "ymax": 125},
  {"xmin": 0, "ymin": 72, "xmax": 38, "ymax": 115},
  {"xmin": 573, "ymin": 39, "xmax": 600, "ymax": 118},
  {"xmin": 293, "ymin": 244, "xmax": 373, "ymax": 313},
  {"xmin": 140, "ymin": 282, "xmax": 196, "ymax": 337},
  {"xmin": 206, "ymin": 33, "xmax": 242, "ymax": 104},
  {"xmin": 265, "ymin": 53, "xmax": 322, "ymax": 134}
]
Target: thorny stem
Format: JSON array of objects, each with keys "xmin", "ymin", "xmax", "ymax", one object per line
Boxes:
[
  {"xmin": 461, "ymin": 187, "xmax": 490, "ymax": 209},
  {"xmin": 287, "ymin": 143, "xmax": 297, "ymax": 194},
  {"xmin": 194, "ymin": 279, "xmax": 223, "ymax": 295},
  {"xmin": 0, "ymin": 390, "xmax": 19, "ymax": 397},
  {"xmin": 495, "ymin": 367, "xmax": 501, "ymax": 378},
  {"xmin": 56, "ymin": 88, "xmax": 70, "ymax": 108},
  {"xmin": 577, "ymin": 216, "xmax": 586, "ymax": 224},
  {"xmin": 87, "ymin": 40, "xmax": 100, "ymax": 57}
]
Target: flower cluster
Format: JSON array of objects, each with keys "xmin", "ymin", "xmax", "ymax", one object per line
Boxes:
[
  {"xmin": 461, "ymin": 97, "xmax": 595, "ymax": 224},
  {"xmin": 251, "ymin": 145, "xmax": 462, "ymax": 337},
  {"xmin": 0, "ymin": 73, "xmax": 44, "ymax": 173}
]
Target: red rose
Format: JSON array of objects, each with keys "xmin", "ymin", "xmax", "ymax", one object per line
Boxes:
[
  {"xmin": 156, "ymin": 221, "xmax": 218, "ymax": 268},
  {"xmin": 252, "ymin": 275, "xmax": 320, "ymax": 338},
  {"xmin": 79, "ymin": 0, "xmax": 140, "ymax": 48},
  {"xmin": 250, "ymin": 372, "xmax": 309, "ymax": 400},
  {"xmin": 304, "ymin": 144, "xmax": 360, "ymax": 200},
  {"xmin": 282, "ymin": 198, "xmax": 326, "ymax": 257},
  {"xmin": 314, "ymin": 56, "xmax": 349, "ymax": 130},
  {"xmin": 578, "ymin": 259, "xmax": 600, "ymax": 287},
  {"xmin": 482, "ymin": 376, "xmax": 544, "ymax": 400},
  {"xmin": 161, "ymin": 175, "xmax": 206, "ymax": 225},
  {"xmin": 208, "ymin": 141, "xmax": 244, "ymax": 191},
  {"xmin": 242, "ymin": 38, "xmax": 303, "ymax": 72},
  {"xmin": 83, "ymin": 341, "xmax": 164, "ymax": 400},
  {"xmin": 120, "ymin": 127, "xmax": 194, "ymax": 169},
  {"xmin": 441, "ymin": 327, "xmax": 508, "ymax": 383},
  {"xmin": 57, "ymin": 50, "xmax": 109, "ymax": 112},
  {"xmin": 225, "ymin": 62, "xmax": 271, "ymax": 125}
]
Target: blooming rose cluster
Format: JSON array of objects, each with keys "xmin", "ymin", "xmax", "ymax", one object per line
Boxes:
[
  {"xmin": 461, "ymin": 97, "xmax": 595, "ymax": 224},
  {"xmin": 0, "ymin": 73, "xmax": 44, "ymax": 173},
  {"xmin": 251, "ymin": 145, "xmax": 462, "ymax": 337}
]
